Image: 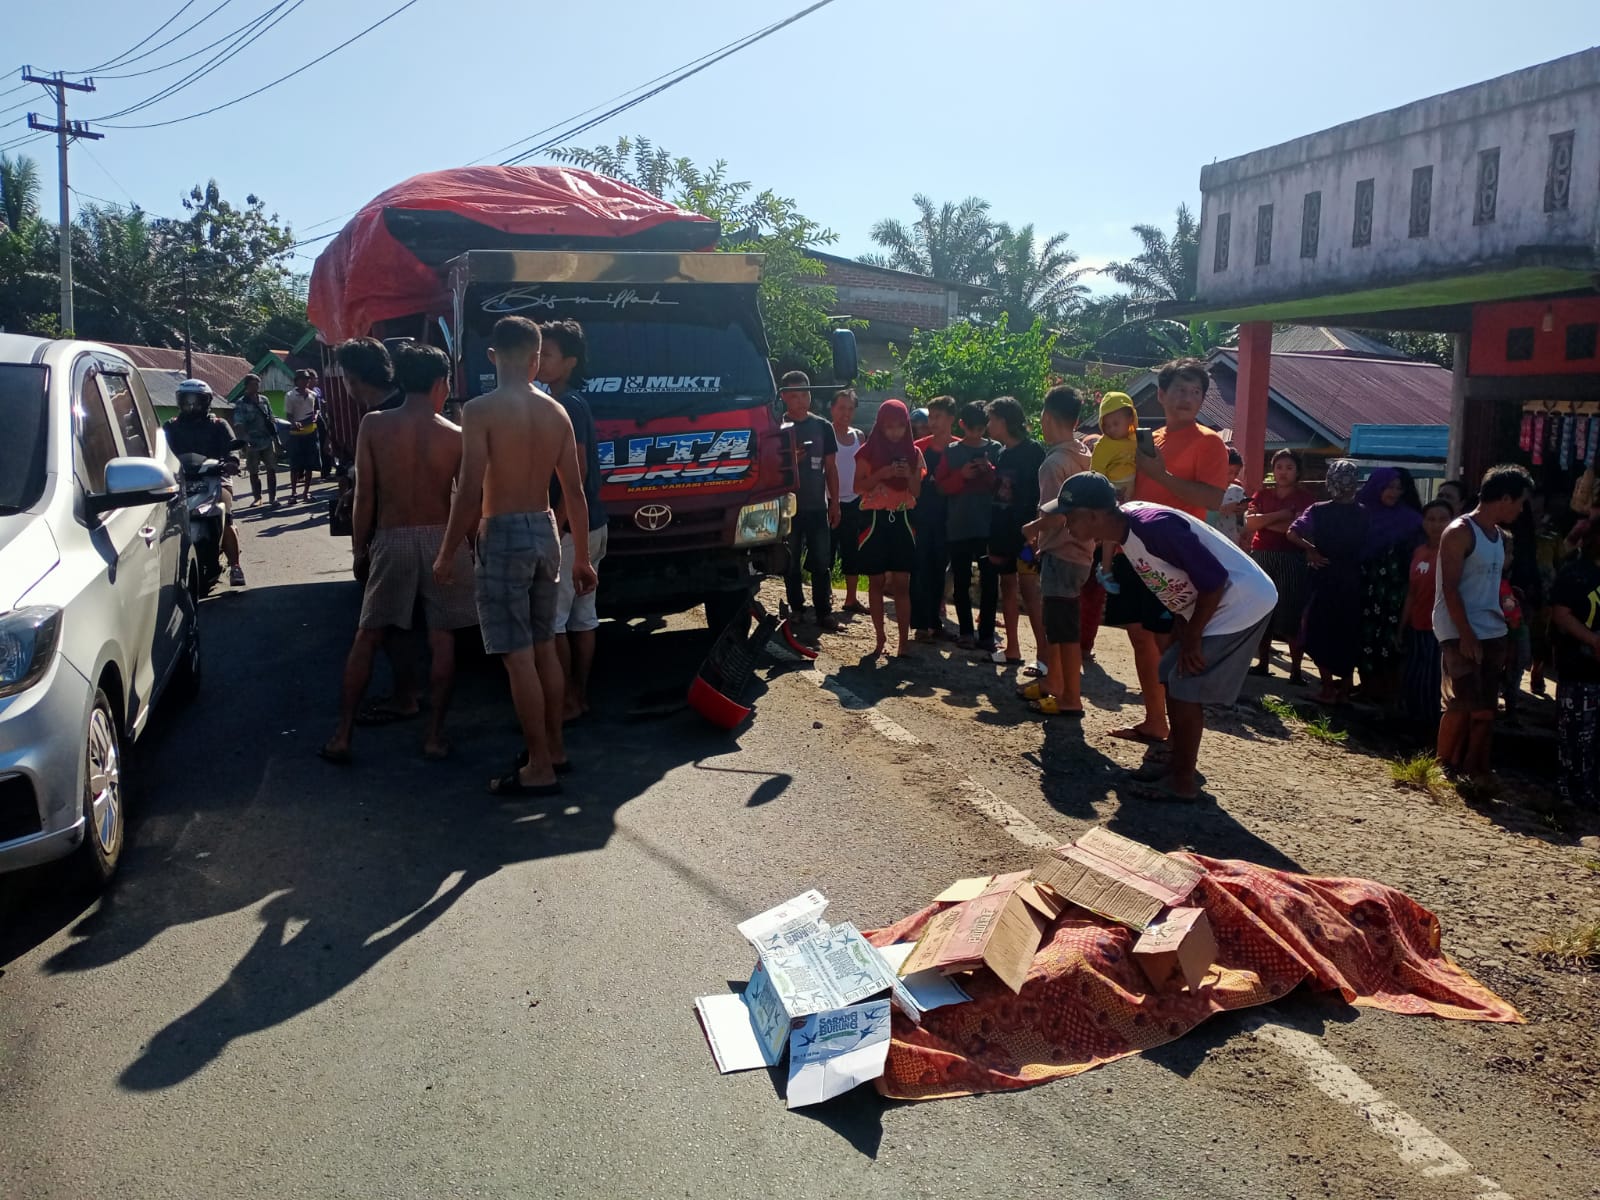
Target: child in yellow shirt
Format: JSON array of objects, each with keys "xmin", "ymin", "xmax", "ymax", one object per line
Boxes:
[{"xmin": 1090, "ymin": 392, "xmax": 1138, "ymax": 592}]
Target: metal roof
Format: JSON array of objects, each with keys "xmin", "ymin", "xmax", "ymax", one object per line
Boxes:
[
  {"xmin": 1266, "ymin": 326, "xmax": 1410, "ymax": 359},
  {"xmin": 100, "ymin": 343, "xmax": 254, "ymax": 398}
]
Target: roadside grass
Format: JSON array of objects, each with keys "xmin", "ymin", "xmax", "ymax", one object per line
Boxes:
[
  {"xmin": 1581, "ymin": 859, "xmax": 1600, "ymax": 875},
  {"xmin": 1533, "ymin": 920, "xmax": 1600, "ymax": 968},
  {"xmin": 1390, "ymin": 753, "xmax": 1451, "ymax": 799},
  {"xmin": 1259, "ymin": 695, "xmax": 1349, "ymax": 744}
]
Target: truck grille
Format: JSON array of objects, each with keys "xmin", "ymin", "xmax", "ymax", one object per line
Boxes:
[
  {"xmin": 608, "ymin": 505, "xmax": 729, "ymax": 554},
  {"xmin": 0, "ymin": 774, "xmax": 42, "ymax": 843}
]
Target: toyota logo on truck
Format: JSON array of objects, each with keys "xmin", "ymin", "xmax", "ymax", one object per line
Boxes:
[{"xmin": 634, "ymin": 505, "xmax": 673, "ymax": 531}]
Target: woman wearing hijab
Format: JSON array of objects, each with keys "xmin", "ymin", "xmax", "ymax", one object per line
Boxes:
[
  {"xmin": 1287, "ymin": 460, "xmax": 1369, "ymax": 704},
  {"xmin": 853, "ymin": 400, "xmax": 924, "ymax": 658},
  {"xmin": 1355, "ymin": 466, "xmax": 1425, "ymax": 702}
]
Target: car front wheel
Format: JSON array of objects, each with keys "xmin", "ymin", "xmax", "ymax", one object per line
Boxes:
[{"xmin": 72, "ymin": 690, "xmax": 124, "ymax": 888}]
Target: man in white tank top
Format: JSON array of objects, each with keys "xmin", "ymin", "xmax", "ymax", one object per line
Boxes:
[
  {"xmin": 830, "ymin": 388, "xmax": 866, "ymax": 614},
  {"xmin": 1434, "ymin": 464, "xmax": 1534, "ymax": 785}
]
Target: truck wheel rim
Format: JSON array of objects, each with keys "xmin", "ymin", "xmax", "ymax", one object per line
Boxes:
[{"xmin": 86, "ymin": 708, "xmax": 121, "ymax": 858}]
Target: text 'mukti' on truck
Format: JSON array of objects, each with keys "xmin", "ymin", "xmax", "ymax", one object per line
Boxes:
[{"xmin": 306, "ymin": 166, "xmax": 857, "ymax": 631}]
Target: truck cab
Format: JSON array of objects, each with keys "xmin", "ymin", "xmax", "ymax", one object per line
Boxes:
[{"xmin": 448, "ymin": 249, "xmax": 836, "ymax": 626}]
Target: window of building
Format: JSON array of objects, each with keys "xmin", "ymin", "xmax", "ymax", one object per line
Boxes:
[
  {"xmin": 1213, "ymin": 212, "xmax": 1230, "ymax": 272},
  {"xmin": 1255, "ymin": 203, "xmax": 1273, "ymax": 267},
  {"xmin": 1505, "ymin": 327, "xmax": 1536, "ymax": 362},
  {"xmin": 1300, "ymin": 191, "xmax": 1320, "ymax": 259},
  {"xmin": 1409, "ymin": 166, "xmax": 1433, "ymax": 238},
  {"xmin": 1566, "ymin": 322, "xmax": 1598, "ymax": 361},
  {"xmin": 1474, "ymin": 148, "xmax": 1500, "ymax": 225},
  {"xmin": 1546, "ymin": 130, "xmax": 1575, "ymax": 212},
  {"xmin": 1352, "ymin": 179, "xmax": 1375, "ymax": 248}
]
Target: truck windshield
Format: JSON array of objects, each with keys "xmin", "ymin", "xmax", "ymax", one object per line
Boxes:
[
  {"xmin": 0, "ymin": 364, "xmax": 49, "ymax": 514},
  {"xmin": 461, "ymin": 281, "xmax": 775, "ymax": 418}
]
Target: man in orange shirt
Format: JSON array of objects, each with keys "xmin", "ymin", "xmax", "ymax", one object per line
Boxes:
[{"xmin": 1107, "ymin": 357, "xmax": 1230, "ymax": 749}]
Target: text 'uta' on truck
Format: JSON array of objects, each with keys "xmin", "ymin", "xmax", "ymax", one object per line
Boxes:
[{"xmin": 306, "ymin": 165, "xmax": 858, "ymax": 632}]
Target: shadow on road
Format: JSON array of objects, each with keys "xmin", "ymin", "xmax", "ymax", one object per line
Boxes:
[{"xmin": 0, "ymin": 575, "xmax": 743, "ymax": 1092}]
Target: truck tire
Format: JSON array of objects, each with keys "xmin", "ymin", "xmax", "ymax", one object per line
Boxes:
[{"xmin": 704, "ymin": 588, "xmax": 754, "ymax": 637}]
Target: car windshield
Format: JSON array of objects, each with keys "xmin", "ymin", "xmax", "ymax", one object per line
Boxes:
[{"xmin": 0, "ymin": 364, "xmax": 49, "ymax": 513}]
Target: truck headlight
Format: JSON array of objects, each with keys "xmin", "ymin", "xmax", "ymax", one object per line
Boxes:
[
  {"xmin": 734, "ymin": 496, "xmax": 795, "ymax": 547},
  {"xmin": 0, "ymin": 606, "xmax": 62, "ymax": 698}
]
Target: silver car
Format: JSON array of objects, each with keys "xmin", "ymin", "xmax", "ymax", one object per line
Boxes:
[{"xmin": 0, "ymin": 335, "xmax": 200, "ymax": 886}]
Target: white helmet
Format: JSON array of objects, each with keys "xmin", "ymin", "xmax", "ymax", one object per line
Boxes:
[{"xmin": 175, "ymin": 378, "xmax": 213, "ymax": 417}]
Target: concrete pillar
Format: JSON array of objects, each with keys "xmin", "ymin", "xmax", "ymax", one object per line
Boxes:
[
  {"xmin": 1234, "ymin": 321, "xmax": 1272, "ymax": 493},
  {"xmin": 1446, "ymin": 330, "xmax": 1470, "ymax": 480}
]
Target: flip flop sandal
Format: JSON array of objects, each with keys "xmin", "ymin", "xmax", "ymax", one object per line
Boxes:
[
  {"xmin": 1017, "ymin": 682, "xmax": 1047, "ymax": 701},
  {"xmin": 516, "ymin": 751, "xmax": 575, "ymax": 776},
  {"xmin": 1029, "ymin": 697, "xmax": 1084, "ymax": 718},
  {"xmin": 1022, "ymin": 663, "xmax": 1045, "ymax": 678},
  {"xmin": 1131, "ymin": 779, "xmax": 1212, "ymax": 804},
  {"xmin": 356, "ymin": 699, "xmax": 420, "ymax": 726},
  {"xmin": 1109, "ymin": 727, "xmax": 1168, "ymax": 745},
  {"xmin": 489, "ymin": 771, "xmax": 562, "ymax": 797}
]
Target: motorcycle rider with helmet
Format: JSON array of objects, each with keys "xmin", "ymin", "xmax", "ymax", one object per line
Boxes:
[{"xmin": 163, "ymin": 378, "xmax": 247, "ymax": 587}]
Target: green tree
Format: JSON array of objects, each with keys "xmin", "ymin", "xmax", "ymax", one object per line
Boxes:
[
  {"xmin": 72, "ymin": 204, "xmax": 182, "ymax": 345},
  {"xmin": 982, "ymin": 222, "xmax": 1089, "ymax": 329},
  {"xmin": 863, "ymin": 194, "xmax": 998, "ymax": 286},
  {"xmin": 548, "ymin": 136, "xmax": 847, "ymax": 377},
  {"xmin": 158, "ymin": 181, "xmax": 297, "ymax": 354},
  {"xmin": 0, "ymin": 153, "xmax": 56, "ymax": 334},
  {"xmin": 893, "ymin": 316, "xmax": 1057, "ymax": 410},
  {"xmin": 1354, "ymin": 328, "xmax": 1453, "ymax": 367},
  {"xmin": 1103, "ymin": 203, "xmax": 1201, "ymax": 309}
]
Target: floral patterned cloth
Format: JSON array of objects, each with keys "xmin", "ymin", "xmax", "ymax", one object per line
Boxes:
[{"xmin": 866, "ymin": 855, "xmax": 1521, "ymax": 1102}]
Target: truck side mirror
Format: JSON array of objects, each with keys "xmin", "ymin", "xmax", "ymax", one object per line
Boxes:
[{"xmin": 830, "ymin": 329, "xmax": 858, "ymax": 384}]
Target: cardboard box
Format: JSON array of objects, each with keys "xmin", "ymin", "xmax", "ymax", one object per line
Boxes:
[
  {"xmin": 1030, "ymin": 827, "xmax": 1206, "ymax": 931},
  {"xmin": 696, "ymin": 891, "xmax": 922, "ymax": 1106},
  {"xmin": 900, "ymin": 872, "xmax": 1064, "ymax": 994},
  {"xmin": 1132, "ymin": 906, "xmax": 1218, "ymax": 991}
]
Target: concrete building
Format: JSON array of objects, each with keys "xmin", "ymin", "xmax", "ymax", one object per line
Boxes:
[{"xmin": 1177, "ymin": 46, "xmax": 1600, "ymax": 502}]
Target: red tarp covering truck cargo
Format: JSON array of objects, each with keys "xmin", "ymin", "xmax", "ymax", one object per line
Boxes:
[{"xmin": 308, "ymin": 166, "xmax": 812, "ymax": 626}]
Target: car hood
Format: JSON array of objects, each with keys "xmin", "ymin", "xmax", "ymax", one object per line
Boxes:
[{"xmin": 0, "ymin": 515, "xmax": 61, "ymax": 609}]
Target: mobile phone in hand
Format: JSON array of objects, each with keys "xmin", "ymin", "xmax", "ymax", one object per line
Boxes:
[{"xmin": 1136, "ymin": 427, "xmax": 1157, "ymax": 457}]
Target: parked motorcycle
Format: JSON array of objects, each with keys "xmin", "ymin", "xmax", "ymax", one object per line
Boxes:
[{"xmin": 179, "ymin": 449, "xmax": 241, "ymax": 595}]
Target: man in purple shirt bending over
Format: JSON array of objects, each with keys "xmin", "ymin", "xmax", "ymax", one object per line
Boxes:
[{"xmin": 1036, "ymin": 472, "xmax": 1278, "ymax": 800}]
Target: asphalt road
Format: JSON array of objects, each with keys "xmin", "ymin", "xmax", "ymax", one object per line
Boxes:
[{"xmin": 0, "ymin": 489, "xmax": 1584, "ymax": 1199}]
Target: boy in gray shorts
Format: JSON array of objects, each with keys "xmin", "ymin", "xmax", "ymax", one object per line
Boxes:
[{"xmin": 475, "ymin": 511, "xmax": 562, "ymax": 654}]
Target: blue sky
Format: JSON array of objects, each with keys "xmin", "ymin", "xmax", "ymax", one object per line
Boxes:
[{"xmin": 2, "ymin": 1, "xmax": 1594, "ymax": 290}]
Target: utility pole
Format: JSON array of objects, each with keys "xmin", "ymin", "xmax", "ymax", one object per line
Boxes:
[{"xmin": 23, "ymin": 68, "xmax": 102, "ymax": 336}]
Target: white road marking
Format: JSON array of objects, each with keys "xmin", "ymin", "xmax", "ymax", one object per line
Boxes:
[
  {"xmin": 798, "ymin": 658, "xmax": 1516, "ymax": 1200},
  {"xmin": 1242, "ymin": 1016, "xmax": 1514, "ymax": 1199},
  {"xmin": 800, "ymin": 665, "xmax": 1052, "ymax": 845}
]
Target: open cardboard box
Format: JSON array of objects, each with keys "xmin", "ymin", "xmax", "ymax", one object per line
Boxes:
[
  {"xmin": 899, "ymin": 871, "xmax": 1065, "ymax": 994},
  {"xmin": 1030, "ymin": 827, "xmax": 1206, "ymax": 931},
  {"xmin": 1132, "ymin": 905, "xmax": 1218, "ymax": 991}
]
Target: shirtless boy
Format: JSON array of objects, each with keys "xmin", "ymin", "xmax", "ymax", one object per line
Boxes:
[
  {"xmin": 434, "ymin": 316, "xmax": 596, "ymax": 796},
  {"xmin": 322, "ymin": 344, "xmax": 478, "ymax": 764}
]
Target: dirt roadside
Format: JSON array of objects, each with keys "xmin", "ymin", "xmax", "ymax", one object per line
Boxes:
[{"xmin": 774, "ymin": 584, "xmax": 1600, "ymax": 1194}]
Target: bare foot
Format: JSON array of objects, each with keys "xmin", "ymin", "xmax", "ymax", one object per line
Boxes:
[{"xmin": 872, "ymin": 636, "xmax": 887, "ymax": 658}]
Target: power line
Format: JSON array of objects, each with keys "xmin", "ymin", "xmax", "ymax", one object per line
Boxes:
[
  {"xmin": 91, "ymin": 0, "xmax": 307, "ymax": 123},
  {"xmin": 73, "ymin": 0, "xmax": 203, "ymax": 74},
  {"xmin": 501, "ymin": 0, "xmax": 838, "ymax": 168},
  {"xmin": 91, "ymin": 0, "xmax": 243, "ymax": 77},
  {"xmin": 97, "ymin": 2, "xmax": 284, "ymax": 81},
  {"xmin": 286, "ymin": 0, "xmax": 837, "ymax": 254},
  {"xmin": 468, "ymin": 22, "xmax": 784, "ymax": 167},
  {"xmin": 79, "ymin": 142, "xmax": 139, "ymax": 207},
  {"xmin": 104, "ymin": 0, "xmax": 425, "ymax": 130}
]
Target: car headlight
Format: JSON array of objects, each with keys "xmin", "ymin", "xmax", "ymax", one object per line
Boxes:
[
  {"xmin": 734, "ymin": 496, "xmax": 795, "ymax": 547},
  {"xmin": 0, "ymin": 606, "xmax": 62, "ymax": 698}
]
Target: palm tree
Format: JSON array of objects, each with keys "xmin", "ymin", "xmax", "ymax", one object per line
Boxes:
[
  {"xmin": 1102, "ymin": 203, "xmax": 1201, "ymax": 309},
  {"xmin": 865, "ymin": 194, "xmax": 998, "ymax": 286},
  {"xmin": 71, "ymin": 204, "xmax": 185, "ymax": 346},
  {"xmin": 0, "ymin": 153, "xmax": 41, "ymax": 234},
  {"xmin": 984, "ymin": 222, "xmax": 1089, "ymax": 329}
]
